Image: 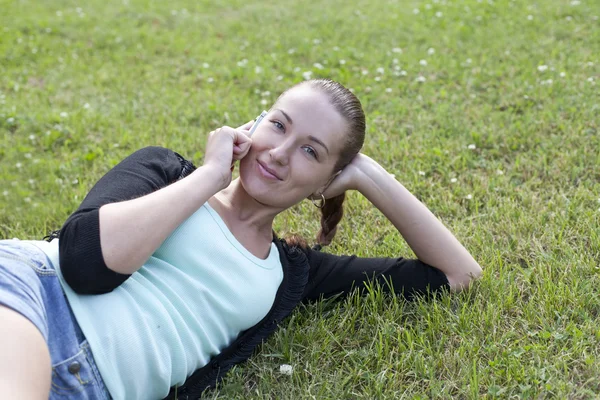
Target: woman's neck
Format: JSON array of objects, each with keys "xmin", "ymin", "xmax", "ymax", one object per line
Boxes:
[{"xmin": 208, "ymin": 178, "xmax": 279, "ymax": 242}]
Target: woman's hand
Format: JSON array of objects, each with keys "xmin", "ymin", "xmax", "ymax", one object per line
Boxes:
[
  {"xmin": 203, "ymin": 126, "xmax": 253, "ymax": 189},
  {"xmin": 321, "ymin": 153, "xmax": 371, "ymax": 199}
]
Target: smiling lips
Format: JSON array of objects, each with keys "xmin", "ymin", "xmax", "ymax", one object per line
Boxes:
[{"xmin": 257, "ymin": 160, "xmax": 283, "ymax": 180}]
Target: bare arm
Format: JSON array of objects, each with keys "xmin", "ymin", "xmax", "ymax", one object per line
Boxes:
[
  {"xmin": 324, "ymin": 154, "xmax": 482, "ymax": 291},
  {"xmin": 99, "ymin": 165, "xmax": 225, "ymax": 274}
]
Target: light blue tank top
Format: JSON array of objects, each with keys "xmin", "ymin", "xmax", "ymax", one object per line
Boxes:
[{"xmin": 32, "ymin": 203, "xmax": 282, "ymax": 399}]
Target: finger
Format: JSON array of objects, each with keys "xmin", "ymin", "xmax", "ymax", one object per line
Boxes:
[
  {"xmin": 236, "ymin": 120, "xmax": 254, "ymax": 130},
  {"xmin": 232, "ymin": 142, "xmax": 252, "ymax": 160},
  {"xmin": 233, "ymin": 129, "xmax": 253, "ymax": 145}
]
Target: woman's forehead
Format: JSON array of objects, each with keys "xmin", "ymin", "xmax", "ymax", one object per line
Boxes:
[{"xmin": 275, "ymin": 86, "xmax": 347, "ymax": 141}]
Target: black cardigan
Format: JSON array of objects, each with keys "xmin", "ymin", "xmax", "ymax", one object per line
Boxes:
[{"xmin": 53, "ymin": 147, "xmax": 449, "ymax": 398}]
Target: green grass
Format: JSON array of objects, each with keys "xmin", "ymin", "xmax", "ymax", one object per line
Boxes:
[{"xmin": 2, "ymin": 0, "xmax": 600, "ymax": 398}]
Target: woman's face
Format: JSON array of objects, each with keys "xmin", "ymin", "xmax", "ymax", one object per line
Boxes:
[{"xmin": 238, "ymin": 85, "xmax": 347, "ymax": 208}]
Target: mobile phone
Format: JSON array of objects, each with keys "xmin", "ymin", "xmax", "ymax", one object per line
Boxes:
[{"xmin": 248, "ymin": 110, "xmax": 268, "ymax": 136}]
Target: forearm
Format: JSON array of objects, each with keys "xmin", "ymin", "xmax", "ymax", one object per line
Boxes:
[
  {"xmin": 99, "ymin": 165, "xmax": 225, "ymax": 274},
  {"xmin": 355, "ymin": 155, "xmax": 482, "ymax": 290}
]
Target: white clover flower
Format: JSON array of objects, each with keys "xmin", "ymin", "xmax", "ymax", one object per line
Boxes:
[
  {"xmin": 400, "ymin": 70, "xmax": 407, "ymax": 76},
  {"xmin": 339, "ymin": 59, "xmax": 346, "ymax": 65},
  {"xmin": 435, "ymin": 11, "xmax": 443, "ymax": 17},
  {"xmin": 537, "ymin": 65, "xmax": 548, "ymax": 72},
  {"xmin": 29, "ymin": 134, "xmax": 36, "ymax": 140},
  {"xmin": 16, "ymin": 162, "xmax": 22, "ymax": 169},
  {"xmin": 527, "ymin": 15, "xmax": 533, "ymax": 20},
  {"xmin": 72, "ymin": 179, "xmax": 79, "ymax": 185},
  {"xmin": 279, "ymin": 364, "xmax": 293, "ymax": 375},
  {"xmin": 385, "ymin": 88, "xmax": 392, "ymax": 93},
  {"xmin": 541, "ymin": 79, "xmax": 553, "ymax": 85},
  {"xmin": 237, "ymin": 59, "xmax": 248, "ymax": 67},
  {"xmin": 313, "ymin": 38, "xmax": 321, "ymax": 45},
  {"xmin": 261, "ymin": 91, "xmax": 271, "ymax": 97},
  {"xmin": 465, "ymin": 194, "xmax": 473, "ymax": 200},
  {"xmin": 361, "ymin": 69, "xmax": 369, "ymax": 75},
  {"xmin": 566, "ymin": 16, "xmax": 572, "ymax": 21},
  {"xmin": 587, "ymin": 62, "xmax": 594, "ymax": 66},
  {"xmin": 56, "ymin": 10, "xmax": 63, "ymax": 16},
  {"xmin": 2, "ymin": 190, "xmax": 8, "ymax": 196},
  {"xmin": 313, "ymin": 63, "xmax": 324, "ymax": 70},
  {"xmin": 255, "ymin": 66, "xmax": 263, "ymax": 74},
  {"xmin": 260, "ymin": 99, "xmax": 268, "ymax": 106},
  {"xmin": 468, "ymin": 144, "xmax": 476, "ymax": 150},
  {"xmin": 496, "ymin": 169, "xmax": 504, "ymax": 175},
  {"xmin": 415, "ymin": 76, "xmax": 426, "ymax": 83},
  {"xmin": 333, "ymin": 46, "xmax": 340, "ymax": 51},
  {"xmin": 588, "ymin": 77, "xmax": 595, "ymax": 83},
  {"xmin": 374, "ymin": 76, "xmax": 381, "ymax": 82},
  {"xmin": 419, "ymin": 59, "xmax": 428, "ymax": 66},
  {"xmin": 83, "ymin": 102, "xmax": 90, "ymax": 109},
  {"xmin": 392, "ymin": 47, "xmax": 402, "ymax": 53},
  {"xmin": 560, "ymin": 72, "xmax": 566, "ymax": 77},
  {"xmin": 302, "ymin": 71, "xmax": 313, "ymax": 80},
  {"xmin": 287, "ymin": 48, "xmax": 296, "ymax": 54},
  {"xmin": 570, "ymin": 0, "xmax": 581, "ymax": 5},
  {"xmin": 293, "ymin": 67, "xmax": 300, "ymax": 72},
  {"xmin": 206, "ymin": 77, "xmax": 214, "ymax": 83},
  {"xmin": 450, "ymin": 177, "xmax": 457, "ymax": 183},
  {"xmin": 392, "ymin": 58, "xmax": 399, "ymax": 64},
  {"xmin": 413, "ymin": 8, "xmax": 420, "ymax": 14},
  {"xmin": 60, "ymin": 112, "xmax": 68, "ymax": 118},
  {"xmin": 425, "ymin": 4, "xmax": 432, "ymax": 9},
  {"xmin": 427, "ymin": 48, "xmax": 435, "ymax": 55},
  {"xmin": 376, "ymin": 67, "xmax": 385, "ymax": 74},
  {"xmin": 24, "ymin": 153, "xmax": 32, "ymax": 159},
  {"xmin": 418, "ymin": 170, "xmax": 425, "ymax": 176},
  {"xmin": 28, "ymin": 179, "xmax": 35, "ymax": 185},
  {"xmin": 24, "ymin": 197, "xmax": 31, "ymax": 203},
  {"xmin": 277, "ymin": 75, "xmax": 283, "ymax": 81},
  {"xmin": 202, "ymin": 63, "xmax": 210, "ymax": 68},
  {"xmin": 7, "ymin": 117, "xmax": 14, "ymax": 123}
]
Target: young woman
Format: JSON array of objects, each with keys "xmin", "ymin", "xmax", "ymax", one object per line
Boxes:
[{"xmin": 0, "ymin": 79, "xmax": 482, "ymax": 399}]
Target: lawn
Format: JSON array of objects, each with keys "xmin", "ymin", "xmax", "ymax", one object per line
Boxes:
[{"xmin": 1, "ymin": 0, "xmax": 599, "ymax": 398}]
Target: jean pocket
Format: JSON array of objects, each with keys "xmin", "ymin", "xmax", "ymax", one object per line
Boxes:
[
  {"xmin": 0, "ymin": 241, "xmax": 55, "ymax": 276},
  {"xmin": 50, "ymin": 341, "xmax": 98, "ymax": 398}
]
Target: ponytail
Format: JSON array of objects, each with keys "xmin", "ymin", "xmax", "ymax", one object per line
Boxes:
[{"xmin": 316, "ymin": 193, "xmax": 345, "ymax": 247}]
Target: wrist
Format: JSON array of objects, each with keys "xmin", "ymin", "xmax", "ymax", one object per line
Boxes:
[
  {"xmin": 191, "ymin": 164, "xmax": 230, "ymax": 192},
  {"xmin": 354, "ymin": 154, "xmax": 386, "ymax": 193}
]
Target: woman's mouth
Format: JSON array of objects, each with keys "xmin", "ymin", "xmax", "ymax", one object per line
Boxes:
[{"xmin": 257, "ymin": 160, "xmax": 282, "ymax": 180}]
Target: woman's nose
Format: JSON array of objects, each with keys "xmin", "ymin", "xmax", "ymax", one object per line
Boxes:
[{"xmin": 269, "ymin": 143, "xmax": 289, "ymax": 166}]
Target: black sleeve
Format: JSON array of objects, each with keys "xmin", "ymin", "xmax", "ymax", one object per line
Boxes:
[
  {"xmin": 301, "ymin": 247, "xmax": 450, "ymax": 302},
  {"xmin": 58, "ymin": 146, "xmax": 194, "ymax": 294}
]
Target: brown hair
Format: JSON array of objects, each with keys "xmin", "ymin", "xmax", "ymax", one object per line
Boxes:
[{"xmin": 280, "ymin": 79, "xmax": 366, "ymax": 249}]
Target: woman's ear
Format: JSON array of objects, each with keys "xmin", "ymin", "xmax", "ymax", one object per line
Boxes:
[{"xmin": 316, "ymin": 170, "xmax": 342, "ymax": 195}]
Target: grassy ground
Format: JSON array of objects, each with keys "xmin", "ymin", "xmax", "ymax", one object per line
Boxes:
[{"xmin": 2, "ymin": 0, "xmax": 599, "ymax": 398}]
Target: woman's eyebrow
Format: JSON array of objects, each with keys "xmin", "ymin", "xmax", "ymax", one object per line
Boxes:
[
  {"xmin": 273, "ymin": 108, "xmax": 329, "ymax": 155},
  {"xmin": 274, "ymin": 108, "xmax": 293, "ymax": 124},
  {"xmin": 309, "ymin": 136, "xmax": 330, "ymax": 155}
]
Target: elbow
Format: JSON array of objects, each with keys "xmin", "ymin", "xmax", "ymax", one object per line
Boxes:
[{"xmin": 448, "ymin": 261, "xmax": 483, "ymax": 292}]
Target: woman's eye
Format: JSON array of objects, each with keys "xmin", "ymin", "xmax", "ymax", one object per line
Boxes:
[
  {"xmin": 272, "ymin": 120, "xmax": 284, "ymax": 131},
  {"xmin": 303, "ymin": 147, "xmax": 318, "ymax": 159}
]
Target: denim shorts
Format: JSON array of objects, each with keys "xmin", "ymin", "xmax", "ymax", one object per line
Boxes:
[{"xmin": 0, "ymin": 239, "xmax": 111, "ymax": 399}]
